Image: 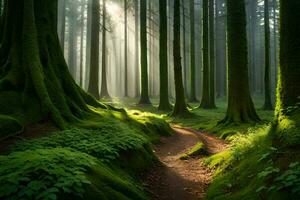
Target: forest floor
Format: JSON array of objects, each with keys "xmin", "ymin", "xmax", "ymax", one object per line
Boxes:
[{"xmin": 141, "ymin": 125, "xmax": 228, "ymax": 200}]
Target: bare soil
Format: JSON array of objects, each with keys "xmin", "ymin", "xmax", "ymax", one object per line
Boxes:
[{"xmin": 142, "ymin": 125, "xmax": 228, "ymax": 200}]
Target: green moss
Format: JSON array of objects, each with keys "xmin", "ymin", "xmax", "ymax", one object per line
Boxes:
[
  {"xmin": 0, "ymin": 91, "xmax": 44, "ymax": 125},
  {"xmin": 1, "ymin": 106, "xmax": 173, "ymax": 200},
  {"xmin": 180, "ymin": 142, "xmax": 207, "ymax": 160},
  {"xmin": 0, "ymin": 115, "xmax": 23, "ymax": 141},
  {"xmin": 0, "ymin": 148, "xmax": 147, "ymax": 200}
]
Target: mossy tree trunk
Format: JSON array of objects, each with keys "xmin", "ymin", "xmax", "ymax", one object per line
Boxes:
[
  {"xmin": 0, "ymin": 0, "xmax": 106, "ymax": 129},
  {"xmin": 88, "ymin": 0, "xmax": 100, "ymax": 99},
  {"xmin": 189, "ymin": 0, "xmax": 198, "ymax": 102},
  {"xmin": 200, "ymin": 0, "xmax": 210, "ymax": 109},
  {"xmin": 276, "ymin": 0, "xmax": 300, "ymax": 119},
  {"xmin": 100, "ymin": 0, "xmax": 110, "ymax": 99},
  {"xmin": 158, "ymin": 0, "xmax": 171, "ymax": 111},
  {"xmin": 172, "ymin": 0, "xmax": 190, "ymax": 116},
  {"xmin": 209, "ymin": 0, "xmax": 216, "ymax": 108},
  {"xmin": 263, "ymin": 0, "xmax": 273, "ymax": 110},
  {"xmin": 220, "ymin": 0, "xmax": 260, "ymax": 125},
  {"xmin": 138, "ymin": 0, "xmax": 151, "ymax": 105}
]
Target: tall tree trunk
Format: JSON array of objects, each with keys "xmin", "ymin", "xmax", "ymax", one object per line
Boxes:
[
  {"xmin": 0, "ymin": 0, "xmax": 106, "ymax": 129},
  {"xmin": 138, "ymin": 0, "xmax": 151, "ymax": 104},
  {"xmin": 209, "ymin": 0, "xmax": 216, "ymax": 108},
  {"xmin": 276, "ymin": 0, "xmax": 300, "ymax": 120},
  {"xmin": 79, "ymin": 0, "xmax": 85, "ymax": 87},
  {"xmin": 200, "ymin": 0, "xmax": 210, "ymax": 108},
  {"xmin": 181, "ymin": 0, "xmax": 188, "ymax": 96},
  {"xmin": 88, "ymin": 0, "xmax": 100, "ymax": 99},
  {"xmin": 172, "ymin": 0, "xmax": 189, "ymax": 116},
  {"xmin": 134, "ymin": 0, "xmax": 140, "ymax": 98},
  {"xmin": 85, "ymin": 0, "xmax": 92, "ymax": 90},
  {"xmin": 220, "ymin": 0, "xmax": 260, "ymax": 124},
  {"xmin": 250, "ymin": 0, "xmax": 257, "ymax": 93},
  {"xmin": 124, "ymin": 0, "xmax": 128, "ymax": 97},
  {"xmin": 68, "ymin": 12, "xmax": 77, "ymax": 79},
  {"xmin": 148, "ymin": 0, "xmax": 153, "ymax": 96},
  {"xmin": 100, "ymin": 0, "xmax": 109, "ymax": 99},
  {"xmin": 273, "ymin": 0, "xmax": 278, "ymax": 89},
  {"xmin": 158, "ymin": 0, "xmax": 171, "ymax": 111},
  {"xmin": 263, "ymin": 0, "xmax": 273, "ymax": 110},
  {"xmin": 58, "ymin": 0, "xmax": 66, "ymax": 52},
  {"xmin": 189, "ymin": 0, "xmax": 197, "ymax": 102}
]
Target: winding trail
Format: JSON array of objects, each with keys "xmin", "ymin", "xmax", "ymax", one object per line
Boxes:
[{"xmin": 142, "ymin": 125, "xmax": 228, "ymax": 200}]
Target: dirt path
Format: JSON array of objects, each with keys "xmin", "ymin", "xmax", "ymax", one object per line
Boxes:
[{"xmin": 142, "ymin": 125, "xmax": 228, "ymax": 200}]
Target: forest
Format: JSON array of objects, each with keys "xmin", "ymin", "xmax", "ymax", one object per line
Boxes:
[{"xmin": 0, "ymin": 0, "xmax": 299, "ymax": 199}]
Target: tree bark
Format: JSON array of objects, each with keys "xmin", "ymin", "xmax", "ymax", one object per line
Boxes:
[
  {"xmin": 158, "ymin": 0, "xmax": 171, "ymax": 111},
  {"xmin": 189, "ymin": 0, "xmax": 198, "ymax": 102},
  {"xmin": 138, "ymin": 0, "xmax": 151, "ymax": 105},
  {"xmin": 276, "ymin": 0, "xmax": 300, "ymax": 119},
  {"xmin": 220, "ymin": 0, "xmax": 260, "ymax": 124},
  {"xmin": 263, "ymin": 0, "xmax": 273, "ymax": 110},
  {"xmin": 209, "ymin": 0, "xmax": 216, "ymax": 108},
  {"xmin": 79, "ymin": 0, "xmax": 85, "ymax": 87},
  {"xmin": 200, "ymin": 0, "xmax": 210, "ymax": 108},
  {"xmin": 100, "ymin": 0, "xmax": 110, "ymax": 99},
  {"xmin": 172, "ymin": 0, "xmax": 190, "ymax": 116},
  {"xmin": 124, "ymin": 0, "xmax": 128, "ymax": 97},
  {"xmin": 88, "ymin": 0, "xmax": 100, "ymax": 99},
  {"xmin": 0, "ymin": 0, "xmax": 106, "ymax": 129},
  {"xmin": 181, "ymin": 0, "xmax": 188, "ymax": 97},
  {"xmin": 134, "ymin": 0, "xmax": 140, "ymax": 98}
]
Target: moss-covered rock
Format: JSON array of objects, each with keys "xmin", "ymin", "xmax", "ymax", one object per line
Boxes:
[{"xmin": 0, "ymin": 115, "xmax": 23, "ymax": 141}]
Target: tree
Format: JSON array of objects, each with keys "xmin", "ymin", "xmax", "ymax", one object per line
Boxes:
[
  {"xmin": 124, "ymin": 0, "xmax": 128, "ymax": 97},
  {"xmin": 158, "ymin": 0, "xmax": 171, "ymax": 111},
  {"xmin": 100, "ymin": 0, "xmax": 110, "ymax": 99},
  {"xmin": 88, "ymin": 0, "xmax": 100, "ymax": 99},
  {"xmin": 138, "ymin": 0, "xmax": 151, "ymax": 105},
  {"xmin": 209, "ymin": 0, "xmax": 216, "ymax": 108},
  {"xmin": 200, "ymin": 0, "xmax": 210, "ymax": 108},
  {"xmin": 67, "ymin": 1, "xmax": 78, "ymax": 78},
  {"xmin": 134, "ymin": 0, "xmax": 140, "ymax": 98},
  {"xmin": 220, "ymin": 0, "xmax": 260, "ymax": 124},
  {"xmin": 181, "ymin": 0, "xmax": 188, "ymax": 96},
  {"xmin": 272, "ymin": 0, "xmax": 278, "ymax": 86},
  {"xmin": 58, "ymin": 0, "xmax": 66, "ymax": 52},
  {"xmin": 263, "ymin": 0, "xmax": 273, "ymax": 110},
  {"xmin": 172, "ymin": 0, "xmax": 190, "ymax": 116},
  {"xmin": 276, "ymin": 0, "xmax": 300, "ymax": 121},
  {"xmin": 79, "ymin": 0, "xmax": 85, "ymax": 87},
  {"xmin": 0, "ymin": 0, "xmax": 106, "ymax": 129},
  {"xmin": 189, "ymin": 0, "xmax": 198, "ymax": 102}
]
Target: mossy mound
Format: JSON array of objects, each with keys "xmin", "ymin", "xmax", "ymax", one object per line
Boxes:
[
  {"xmin": 0, "ymin": 148, "xmax": 147, "ymax": 200},
  {"xmin": 180, "ymin": 142, "xmax": 208, "ymax": 160},
  {"xmin": 0, "ymin": 92, "xmax": 43, "ymax": 125},
  {"xmin": 206, "ymin": 124, "xmax": 300, "ymax": 200},
  {"xmin": 0, "ymin": 115, "xmax": 23, "ymax": 141},
  {"xmin": 0, "ymin": 107, "xmax": 172, "ymax": 199}
]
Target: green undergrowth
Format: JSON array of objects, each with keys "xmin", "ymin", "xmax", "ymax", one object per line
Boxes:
[
  {"xmin": 0, "ymin": 106, "xmax": 172, "ymax": 200},
  {"xmin": 206, "ymin": 117, "xmax": 300, "ymax": 200}
]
